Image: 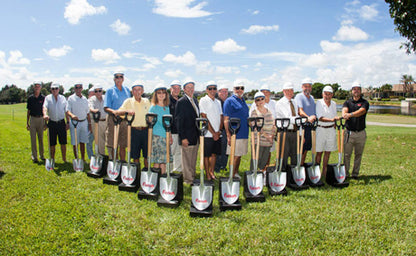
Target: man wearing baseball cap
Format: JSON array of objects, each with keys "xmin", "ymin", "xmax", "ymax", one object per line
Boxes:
[
  {"xmin": 104, "ymin": 72, "xmax": 131, "ymax": 161},
  {"xmin": 315, "ymin": 85, "xmax": 339, "ymax": 178},
  {"xmin": 342, "ymin": 82, "xmax": 369, "ymax": 179}
]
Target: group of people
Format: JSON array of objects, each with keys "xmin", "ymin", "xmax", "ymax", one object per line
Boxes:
[{"xmin": 27, "ymin": 73, "xmax": 369, "ymax": 184}]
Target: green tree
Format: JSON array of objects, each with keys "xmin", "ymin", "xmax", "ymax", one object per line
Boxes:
[
  {"xmin": 334, "ymin": 89, "xmax": 349, "ymax": 100},
  {"xmin": 380, "ymin": 83, "xmax": 393, "ymax": 92},
  {"xmin": 400, "ymin": 74, "xmax": 414, "ymax": 95},
  {"xmin": 0, "ymin": 85, "xmax": 27, "ymax": 104},
  {"xmin": 311, "ymin": 82, "xmax": 326, "ymax": 98},
  {"xmin": 385, "ymin": 0, "xmax": 416, "ymax": 54}
]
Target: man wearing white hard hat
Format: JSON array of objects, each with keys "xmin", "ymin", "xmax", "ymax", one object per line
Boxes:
[
  {"xmin": 67, "ymin": 83, "xmax": 91, "ymax": 162},
  {"xmin": 89, "ymin": 85, "xmax": 107, "ymax": 155},
  {"xmin": 27, "ymin": 81, "xmax": 45, "ymax": 162},
  {"xmin": 223, "ymin": 79, "xmax": 249, "ymax": 178},
  {"xmin": 342, "ymin": 82, "xmax": 369, "ymax": 179},
  {"xmin": 199, "ymin": 81, "xmax": 223, "ymax": 180},
  {"xmin": 169, "ymin": 80, "xmax": 182, "ymax": 173},
  {"xmin": 86, "ymin": 87, "xmax": 96, "ymax": 159},
  {"xmin": 315, "ymin": 85, "xmax": 339, "ymax": 178},
  {"xmin": 295, "ymin": 79, "xmax": 317, "ymax": 166},
  {"xmin": 214, "ymin": 84, "xmax": 229, "ymax": 173},
  {"xmin": 275, "ymin": 82, "xmax": 299, "ymax": 168}
]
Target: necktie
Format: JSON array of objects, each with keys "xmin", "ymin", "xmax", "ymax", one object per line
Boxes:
[
  {"xmin": 289, "ymin": 100, "xmax": 296, "ymax": 116},
  {"xmin": 189, "ymin": 97, "xmax": 199, "ymax": 116}
]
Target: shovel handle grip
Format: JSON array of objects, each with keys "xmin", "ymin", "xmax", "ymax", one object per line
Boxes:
[
  {"xmin": 255, "ymin": 117, "xmax": 264, "ymax": 131},
  {"xmin": 125, "ymin": 112, "xmax": 135, "ymax": 125},
  {"xmin": 311, "ymin": 119, "xmax": 318, "ymax": 131},
  {"xmin": 112, "ymin": 114, "xmax": 122, "ymax": 125},
  {"xmin": 335, "ymin": 117, "xmax": 344, "ymax": 130},
  {"xmin": 145, "ymin": 113, "xmax": 157, "ymax": 128},
  {"xmin": 228, "ymin": 117, "xmax": 240, "ymax": 135},
  {"xmin": 162, "ymin": 114, "xmax": 173, "ymax": 132},
  {"xmin": 247, "ymin": 117, "xmax": 257, "ymax": 132},
  {"xmin": 71, "ymin": 119, "xmax": 78, "ymax": 127},
  {"xmin": 275, "ymin": 118, "xmax": 290, "ymax": 131},
  {"xmin": 196, "ymin": 118, "xmax": 208, "ymax": 136},
  {"xmin": 92, "ymin": 111, "xmax": 101, "ymax": 123}
]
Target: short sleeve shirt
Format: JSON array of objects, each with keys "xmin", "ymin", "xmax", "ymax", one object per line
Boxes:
[
  {"xmin": 43, "ymin": 94, "xmax": 67, "ymax": 122},
  {"xmin": 295, "ymin": 93, "xmax": 316, "ymax": 117},
  {"xmin": 118, "ymin": 97, "xmax": 150, "ymax": 127},
  {"xmin": 104, "ymin": 85, "xmax": 131, "ymax": 110},
  {"xmin": 66, "ymin": 94, "xmax": 90, "ymax": 120},
  {"xmin": 316, "ymin": 99, "xmax": 337, "ymax": 126},
  {"xmin": 88, "ymin": 95, "xmax": 107, "ymax": 119},
  {"xmin": 27, "ymin": 94, "xmax": 45, "ymax": 116},
  {"xmin": 199, "ymin": 95, "xmax": 223, "ymax": 138},
  {"xmin": 343, "ymin": 97, "xmax": 369, "ymax": 131},
  {"xmin": 223, "ymin": 94, "xmax": 249, "ymax": 139},
  {"xmin": 149, "ymin": 104, "xmax": 170, "ymax": 138}
]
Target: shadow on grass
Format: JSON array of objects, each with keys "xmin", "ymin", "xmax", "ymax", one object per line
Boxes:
[
  {"xmin": 354, "ymin": 175, "xmax": 392, "ymax": 185},
  {"xmin": 0, "ymin": 170, "xmax": 4, "ymax": 179},
  {"xmin": 53, "ymin": 162, "xmax": 76, "ymax": 176}
]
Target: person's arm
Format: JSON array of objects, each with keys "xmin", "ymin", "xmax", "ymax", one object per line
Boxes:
[
  {"xmin": 43, "ymin": 99, "xmax": 49, "ymax": 121},
  {"xmin": 26, "ymin": 109, "xmax": 31, "ymax": 130}
]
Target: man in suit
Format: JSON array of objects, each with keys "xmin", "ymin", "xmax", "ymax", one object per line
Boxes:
[{"xmin": 175, "ymin": 81, "xmax": 199, "ymax": 184}]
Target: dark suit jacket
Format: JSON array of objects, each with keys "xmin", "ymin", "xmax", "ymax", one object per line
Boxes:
[{"xmin": 175, "ymin": 95, "xmax": 199, "ymax": 145}]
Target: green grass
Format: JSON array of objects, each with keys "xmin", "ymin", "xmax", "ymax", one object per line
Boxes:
[{"xmin": 1, "ymin": 104, "xmax": 416, "ymax": 255}]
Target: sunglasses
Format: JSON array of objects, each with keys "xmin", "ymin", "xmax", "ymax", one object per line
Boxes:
[
  {"xmin": 115, "ymin": 76, "xmax": 124, "ymax": 79},
  {"xmin": 51, "ymin": 88, "xmax": 59, "ymax": 90},
  {"xmin": 235, "ymin": 86, "xmax": 244, "ymax": 90},
  {"xmin": 157, "ymin": 90, "xmax": 166, "ymax": 94},
  {"xmin": 255, "ymin": 97, "xmax": 265, "ymax": 102},
  {"xmin": 207, "ymin": 87, "xmax": 217, "ymax": 91},
  {"xmin": 75, "ymin": 86, "xmax": 82, "ymax": 89},
  {"xmin": 95, "ymin": 90, "xmax": 102, "ymax": 93}
]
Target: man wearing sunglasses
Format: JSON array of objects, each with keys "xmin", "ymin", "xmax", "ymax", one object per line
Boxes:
[
  {"xmin": 199, "ymin": 81, "xmax": 223, "ymax": 180},
  {"xmin": 104, "ymin": 72, "xmax": 131, "ymax": 161},
  {"xmin": 67, "ymin": 83, "xmax": 91, "ymax": 162},
  {"xmin": 43, "ymin": 83, "xmax": 69, "ymax": 163},
  {"xmin": 223, "ymin": 79, "xmax": 249, "ymax": 178},
  {"xmin": 89, "ymin": 85, "xmax": 107, "ymax": 155}
]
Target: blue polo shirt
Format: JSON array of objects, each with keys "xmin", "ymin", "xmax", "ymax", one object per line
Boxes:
[
  {"xmin": 104, "ymin": 85, "xmax": 131, "ymax": 110},
  {"xmin": 223, "ymin": 94, "xmax": 249, "ymax": 139},
  {"xmin": 295, "ymin": 93, "xmax": 316, "ymax": 116}
]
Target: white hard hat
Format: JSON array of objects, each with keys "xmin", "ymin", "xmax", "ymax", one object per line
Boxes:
[
  {"xmin": 170, "ymin": 80, "xmax": 181, "ymax": 87},
  {"xmin": 323, "ymin": 85, "xmax": 333, "ymax": 93},
  {"xmin": 205, "ymin": 81, "xmax": 217, "ymax": 88},
  {"xmin": 352, "ymin": 82, "xmax": 361, "ymax": 89},
  {"xmin": 282, "ymin": 82, "xmax": 294, "ymax": 90},
  {"xmin": 302, "ymin": 78, "xmax": 313, "ymax": 85},
  {"xmin": 260, "ymin": 84, "xmax": 270, "ymax": 91},
  {"xmin": 218, "ymin": 84, "xmax": 228, "ymax": 90},
  {"xmin": 254, "ymin": 91, "xmax": 265, "ymax": 99},
  {"xmin": 233, "ymin": 79, "xmax": 245, "ymax": 88},
  {"xmin": 51, "ymin": 83, "xmax": 60, "ymax": 89}
]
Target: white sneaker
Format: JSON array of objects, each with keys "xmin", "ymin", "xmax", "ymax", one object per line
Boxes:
[{"xmin": 234, "ymin": 173, "xmax": 241, "ymax": 179}]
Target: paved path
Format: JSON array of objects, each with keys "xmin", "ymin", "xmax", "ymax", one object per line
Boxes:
[{"xmin": 367, "ymin": 121, "xmax": 416, "ymax": 128}]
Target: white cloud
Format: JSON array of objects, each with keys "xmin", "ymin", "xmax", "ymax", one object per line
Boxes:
[
  {"xmin": 359, "ymin": 4, "xmax": 378, "ymax": 21},
  {"xmin": 44, "ymin": 45, "xmax": 73, "ymax": 58},
  {"xmin": 122, "ymin": 51, "xmax": 139, "ymax": 59},
  {"xmin": 320, "ymin": 40, "xmax": 343, "ymax": 52},
  {"xmin": 332, "ymin": 25, "xmax": 369, "ymax": 41},
  {"xmin": 64, "ymin": 0, "xmax": 107, "ymax": 25},
  {"xmin": 91, "ymin": 48, "xmax": 120, "ymax": 64},
  {"xmin": 163, "ymin": 51, "xmax": 197, "ymax": 66},
  {"xmin": 250, "ymin": 51, "xmax": 305, "ymax": 63},
  {"xmin": 251, "ymin": 10, "xmax": 260, "ymax": 15},
  {"xmin": 164, "ymin": 69, "xmax": 184, "ymax": 78},
  {"xmin": 153, "ymin": 0, "xmax": 214, "ymax": 18},
  {"xmin": 241, "ymin": 25, "xmax": 279, "ymax": 35},
  {"xmin": 8, "ymin": 50, "xmax": 30, "ymax": 65},
  {"xmin": 131, "ymin": 39, "xmax": 142, "ymax": 44},
  {"xmin": 212, "ymin": 39, "xmax": 246, "ymax": 54},
  {"xmin": 110, "ymin": 19, "xmax": 130, "ymax": 35}
]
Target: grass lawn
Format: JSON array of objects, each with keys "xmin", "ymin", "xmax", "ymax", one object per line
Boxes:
[{"xmin": 1, "ymin": 104, "xmax": 416, "ymax": 255}]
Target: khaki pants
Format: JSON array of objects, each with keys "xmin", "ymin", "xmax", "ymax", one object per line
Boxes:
[
  {"xmin": 171, "ymin": 134, "xmax": 182, "ymax": 173},
  {"xmin": 181, "ymin": 144, "xmax": 199, "ymax": 184},
  {"xmin": 344, "ymin": 130, "xmax": 366, "ymax": 177},
  {"xmin": 94, "ymin": 121, "xmax": 107, "ymax": 155},
  {"xmin": 30, "ymin": 116, "xmax": 44, "ymax": 159}
]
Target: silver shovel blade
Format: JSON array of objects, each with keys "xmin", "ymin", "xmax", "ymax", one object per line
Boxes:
[
  {"xmin": 121, "ymin": 164, "xmax": 137, "ymax": 185},
  {"xmin": 45, "ymin": 159, "xmax": 54, "ymax": 171},
  {"xmin": 107, "ymin": 160, "xmax": 121, "ymax": 180},
  {"xmin": 90, "ymin": 155, "xmax": 103, "ymax": 173},
  {"xmin": 73, "ymin": 159, "xmax": 84, "ymax": 172},
  {"xmin": 192, "ymin": 185, "xmax": 213, "ymax": 211},
  {"xmin": 159, "ymin": 177, "xmax": 178, "ymax": 201},
  {"xmin": 307, "ymin": 165, "xmax": 321, "ymax": 184},
  {"xmin": 291, "ymin": 166, "xmax": 306, "ymax": 186},
  {"xmin": 268, "ymin": 171, "xmax": 286, "ymax": 193},
  {"xmin": 334, "ymin": 165, "xmax": 346, "ymax": 183},
  {"xmin": 221, "ymin": 180, "xmax": 240, "ymax": 205},
  {"xmin": 140, "ymin": 171, "xmax": 158, "ymax": 194},
  {"xmin": 247, "ymin": 172, "xmax": 264, "ymax": 196}
]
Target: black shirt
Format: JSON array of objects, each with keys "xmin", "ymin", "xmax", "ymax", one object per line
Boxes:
[
  {"xmin": 169, "ymin": 94, "xmax": 179, "ymax": 134},
  {"xmin": 27, "ymin": 94, "xmax": 45, "ymax": 117},
  {"xmin": 342, "ymin": 97, "xmax": 369, "ymax": 131}
]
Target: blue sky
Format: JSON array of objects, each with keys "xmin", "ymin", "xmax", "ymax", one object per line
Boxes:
[{"xmin": 1, "ymin": 0, "xmax": 415, "ymax": 92}]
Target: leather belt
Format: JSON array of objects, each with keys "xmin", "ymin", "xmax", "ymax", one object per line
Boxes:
[
  {"xmin": 31, "ymin": 115, "xmax": 43, "ymax": 118},
  {"xmin": 132, "ymin": 126, "xmax": 147, "ymax": 131},
  {"xmin": 99, "ymin": 119, "xmax": 106, "ymax": 121},
  {"xmin": 318, "ymin": 125, "xmax": 335, "ymax": 128}
]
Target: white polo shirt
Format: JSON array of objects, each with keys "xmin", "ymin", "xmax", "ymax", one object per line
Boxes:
[
  {"xmin": 43, "ymin": 94, "xmax": 67, "ymax": 122},
  {"xmin": 199, "ymin": 95, "xmax": 222, "ymax": 138},
  {"xmin": 316, "ymin": 99, "xmax": 337, "ymax": 126},
  {"xmin": 67, "ymin": 94, "xmax": 89, "ymax": 121}
]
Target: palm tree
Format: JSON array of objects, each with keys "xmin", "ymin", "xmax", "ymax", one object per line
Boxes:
[{"xmin": 400, "ymin": 74, "xmax": 415, "ymax": 96}]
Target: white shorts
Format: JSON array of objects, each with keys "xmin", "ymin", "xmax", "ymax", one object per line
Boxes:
[
  {"xmin": 316, "ymin": 127, "xmax": 337, "ymax": 152},
  {"xmin": 226, "ymin": 138, "xmax": 248, "ymax": 157},
  {"xmin": 70, "ymin": 120, "xmax": 89, "ymax": 145}
]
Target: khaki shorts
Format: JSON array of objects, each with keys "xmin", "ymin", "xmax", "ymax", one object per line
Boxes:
[
  {"xmin": 226, "ymin": 138, "xmax": 248, "ymax": 157},
  {"xmin": 106, "ymin": 116, "xmax": 128, "ymax": 149}
]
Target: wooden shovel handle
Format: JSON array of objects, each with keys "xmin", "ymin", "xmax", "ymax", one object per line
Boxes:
[
  {"xmin": 256, "ymin": 131, "xmax": 260, "ymax": 162},
  {"xmin": 275, "ymin": 131, "xmax": 281, "ymax": 161},
  {"xmin": 127, "ymin": 125, "xmax": 131, "ymax": 154},
  {"xmin": 281, "ymin": 132, "xmax": 286, "ymax": 160},
  {"xmin": 230, "ymin": 134, "xmax": 236, "ymax": 168},
  {"xmin": 166, "ymin": 131, "xmax": 170, "ymax": 164},
  {"xmin": 147, "ymin": 128, "xmax": 153, "ymax": 161},
  {"xmin": 251, "ymin": 129, "xmax": 256, "ymax": 162},
  {"xmin": 199, "ymin": 135, "xmax": 204, "ymax": 171}
]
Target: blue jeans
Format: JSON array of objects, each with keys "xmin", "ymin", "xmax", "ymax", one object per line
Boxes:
[
  {"xmin": 87, "ymin": 131, "xmax": 94, "ymax": 160},
  {"xmin": 214, "ymin": 130, "xmax": 228, "ymax": 171}
]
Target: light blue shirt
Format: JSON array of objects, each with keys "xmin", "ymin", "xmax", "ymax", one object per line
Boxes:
[
  {"xmin": 149, "ymin": 105, "xmax": 170, "ymax": 138},
  {"xmin": 43, "ymin": 94, "xmax": 67, "ymax": 122},
  {"xmin": 295, "ymin": 93, "xmax": 316, "ymax": 116},
  {"xmin": 104, "ymin": 85, "xmax": 131, "ymax": 110}
]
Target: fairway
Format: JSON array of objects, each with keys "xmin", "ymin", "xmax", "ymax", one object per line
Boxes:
[{"xmin": 1, "ymin": 104, "xmax": 416, "ymax": 255}]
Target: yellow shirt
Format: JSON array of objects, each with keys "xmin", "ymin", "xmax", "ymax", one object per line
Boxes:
[{"xmin": 118, "ymin": 97, "xmax": 150, "ymax": 127}]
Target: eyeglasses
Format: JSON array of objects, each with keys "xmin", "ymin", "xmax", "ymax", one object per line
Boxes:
[
  {"xmin": 95, "ymin": 90, "xmax": 102, "ymax": 93},
  {"xmin": 255, "ymin": 97, "xmax": 265, "ymax": 102},
  {"xmin": 75, "ymin": 86, "xmax": 82, "ymax": 89},
  {"xmin": 235, "ymin": 86, "xmax": 244, "ymax": 90},
  {"xmin": 207, "ymin": 87, "xmax": 217, "ymax": 91},
  {"xmin": 51, "ymin": 88, "xmax": 59, "ymax": 90},
  {"xmin": 157, "ymin": 91, "xmax": 166, "ymax": 94},
  {"xmin": 115, "ymin": 76, "xmax": 124, "ymax": 79}
]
